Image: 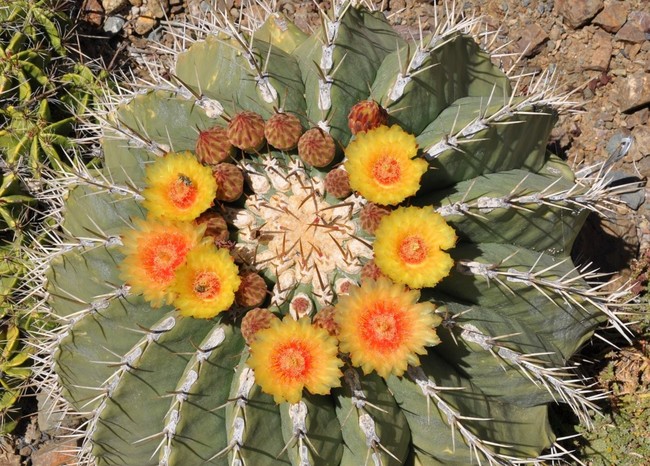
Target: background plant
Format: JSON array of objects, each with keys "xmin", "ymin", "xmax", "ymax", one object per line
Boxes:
[{"xmin": 0, "ymin": 0, "xmax": 103, "ymax": 434}]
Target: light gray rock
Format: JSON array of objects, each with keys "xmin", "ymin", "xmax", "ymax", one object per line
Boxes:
[{"xmin": 103, "ymin": 15, "xmax": 126, "ymax": 35}]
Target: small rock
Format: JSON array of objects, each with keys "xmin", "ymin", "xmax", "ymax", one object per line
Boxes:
[
  {"xmin": 578, "ymin": 29, "xmax": 613, "ymax": 71},
  {"xmin": 0, "ymin": 450, "xmax": 21, "ymax": 466},
  {"xmin": 616, "ymin": 24, "xmax": 647, "ymax": 43},
  {"xmin": 31, "ymin": 440, "xmax": 78, "ymax": 466},
  {"xmin": 548, "ymin": 24, "xmax": 563, "ymax": 41},
  {"xmin": 142, "ymin": 0, "xmax": 169, "ymax": 19},
  {"xmin": 80, "ymin": 0, "xmax": 104, "ymax": 26},
  {"xmin": 129, "ymin": 0, "xmax": 142, "ymax": 6},
  {"xmin": 101, "ymin": 0, "xmax": 128, "ymax": 15},
  {"xmin": 516, "ymin": 23, "xmax": 549, "ymax": 57},
  {"xmin": 134, "ymin": 15, "xmax": 157, "ymax": 35},
  {"xmin": 593, "ymin": 3, "xmax": 628, "ymax": 33},
  {"xmin": 102, "ymin": 15, "xmax": 125, "ymax": 35},
  {"xmin": 556, "ymin": 0, "xmax": 603, "ymax": 28},
  {"xmin": 631, "ymin": 125, "xmax": 650, "ymax": 161},
  {"xmin": 616, "ymin": 10, "xmax": 650, "ymax": 43},
  {"xmin": 617, "ymin": 71, "xmax": 650, "ymax": 113},
  {"xmin": 625, "ymin": 107, "xmax": 649, "ymax": 129}
]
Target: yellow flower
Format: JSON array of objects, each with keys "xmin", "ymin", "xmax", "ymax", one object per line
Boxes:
[
  {"xmin": 171, "ymin": 243, "xmax": 241, "ymax": 319},
  {"xmin": 344, "ymin": 125, "xmax": 427, "ymax": 205},
  {"xmin": 335, "ymin": 278, "xmax": 441, "ymax": 378},
  {"xmin": 119, "ymin": 218, "xmax": 204, "ymax": 307},
  {"xmin": 142, "ymin": 152, "xmax": 217, "ymax": 221},
  {"xmin": 373, "ymin": 206, "xmax": 457, "ymax": 289},
  {"xmin": 248, "ymin": 317, "xmax": 343, "ymax": 404}
]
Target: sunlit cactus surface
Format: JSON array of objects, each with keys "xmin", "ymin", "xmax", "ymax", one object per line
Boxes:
[{"xmin": 33, "ymin": 1, "xmax": 634, "ymax": 465}]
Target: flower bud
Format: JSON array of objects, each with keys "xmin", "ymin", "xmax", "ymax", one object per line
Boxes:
[
  {"xmin": 348, "ymin": 100, "xmax": 389, "ymax": 135},
  {"xmin": 297, "ymin": 128, "xmax": 336, "ymax": 167},
  {"xmin": 264, "ymin": 112, "xmax": 303, "ymax": 150},
  {"xmin": 227, "ymin": 111, "xmax": 265, "ymax": 152}
]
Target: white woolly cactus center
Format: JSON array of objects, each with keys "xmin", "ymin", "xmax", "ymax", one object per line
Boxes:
[{"xmin": 234, "ymin": 160, "xmax": 370, "ymax": 306}]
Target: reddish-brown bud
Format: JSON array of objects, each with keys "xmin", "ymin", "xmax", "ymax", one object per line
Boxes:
[
  {"xmin": 348, "ymin": 100, "xmax": 389, "ymax": 135},
  {"xmin": 194, "ymin": 210, "xmax": 229, "ymax": 243},
  {"xmin": 361, "ymin": 260, "xmax": 386, "ymax": 282},
  {"xmin": 195, "ymin": 125, "xmax": 235, "ymax": 165},
  {"xmin": 264, "ymin": 112, "xmax": 303, "ymax": 150},
  {"xmin": 312, "ymin": 306, "xmax": 340, "ymax": 338},
  {"xmin": 324, "ymin": 168, "xmax": 352, "ymax": 198},
  {"xmin": 241, "ymin": 308, "xmax": 278, "ymax": 345},
  {"xmin": 360, "ymin": 202, "xmax": 391, "ymax": 234},
  {"xmin": 227, "ymin": 111, "xmax": 265, "ymax": 152},
  {"xmin": 235, "ymin": 271, "xmax": 267, "ymax": 308},
  {"xmin": 297, "ymin": 128, "xmax": 336, "ymax": 167},
  {"xmin": 212, "ymin": 163, "xmax": 244, "ymax": 202}
]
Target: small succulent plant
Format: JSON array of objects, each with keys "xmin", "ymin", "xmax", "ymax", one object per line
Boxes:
[
  {"xmin": 33, "ymin": 1, "xmax": 633, "ymax": 465},
  {"xmin": 0, "ymin": 0, "xmax": 104, "ymax": 432},
  {"xmin": 0, "ymin": 0, "xmax": 103, "ymax": 172}
]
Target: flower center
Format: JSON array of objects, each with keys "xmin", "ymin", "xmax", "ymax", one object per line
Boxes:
[
  {"xmin": 142, "ymin": 234, "xmax": 190, "ymax": 284},
  {"xmin": 372, "ymin": 156, "xmax": 401, "ymax": 185},
  {"xmin": 360, "ymin": 303, "xmax": 405, "ymax": 352},
  {"xmin": 398, "ymin": 236, "xmax": 428, "ymax": 264},
  {"xmin": 192, "ymin": 271, "xmax": 221, "ymax": 300},
  {"xmin": 168, "ymin": 174, "xmax": 198, "ymax": 209},
  {"xmin": 272, "ymin": 341, "xmax": 312, "ymax": 381}
]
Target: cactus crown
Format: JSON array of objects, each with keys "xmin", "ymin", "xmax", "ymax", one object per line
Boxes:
[{"xmin": 33, "ymin": 2, "xmax": 633, "ymax": 465}]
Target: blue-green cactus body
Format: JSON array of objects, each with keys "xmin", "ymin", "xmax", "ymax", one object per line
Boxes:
[{"xmin": 41, "ymin": 4, "xmax": 621, "ymax": 465}]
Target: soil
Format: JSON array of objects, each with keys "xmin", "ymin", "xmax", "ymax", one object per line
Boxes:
[{"xmin": 6, "ymin": 0, "xmax": 650, "ymax": 464}]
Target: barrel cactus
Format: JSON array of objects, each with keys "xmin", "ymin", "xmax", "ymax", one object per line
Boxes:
[{"xmin": 36, "ymin": 2, "xmax": 632, "ymax": 465}]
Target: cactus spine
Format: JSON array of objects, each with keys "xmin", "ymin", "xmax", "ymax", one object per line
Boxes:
[{"xmin": 32, "ymin": 2, "xmax": 634, "ymax": 465}]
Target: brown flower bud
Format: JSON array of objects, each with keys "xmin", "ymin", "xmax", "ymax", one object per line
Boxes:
[
  {"xmin": 212, "ymin": 163, "xmax": 244, "ymax": 202},
  {"xmin": 227, "ymin": 111, "xmax": 266, "ymax": 152},
  {"xmin": 297, "ymin": 128, "xmax": 336, "ymax": 167},
  {"xmin": 312, "ymin": 306, "xmax": 340, "ymax": 338},
  {"xmin": 195, "ymin": 125, "xmax": 235, "ymax": 165},
  {"xmin": 194, "ymin": 210, "xmax": 229, "ymax": 244},
  {"xmin": 361, "ymin": 260, "xmax": 386, "ymax": 283},
  {"xmin": 324, "ymin": 168, "xmax": 352, "ymax": 198},
  {"xmin": 347, "ymin": 100, "xmax": 389, "ymax": 135},
  {"xmin": 264, "ymin": 112, "xmax": 303, "ymax": 150},
  {"xmin": 241, "ymin": 308, "xmax": 278, "ymax": 345},
  {"xmin": 360, "ymin": 202, "xmax": 391, "ymax": 234},
  {"xmin": 235, "ymin": 271, "xmax": 267, "ymax": 308}
]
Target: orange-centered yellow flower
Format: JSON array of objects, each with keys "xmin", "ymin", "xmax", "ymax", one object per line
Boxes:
[
  {"xmin": 170, "ymin": 242, "xmax": 241, "ymax": 319},
  {"xmin": 248, "ymin": 317, "xmax": 343, "ymax": 404},
  {"xmin": 344, "ymin": 125, "xmax": 427, "ymax": 205},
  {"xmin": 142, "ymin": 151, "xmax": 217, "ymax": 221},
  {"xmin": 119, "ymin": 218, "xmax": 204, "ymax": 307},
  {"xmin": 335, "ymin": 278, "xmax": 441, "ymax": 378},
  {"xmin": 373, "ymin": 206, "xmax": 457, "ymax": 289}
]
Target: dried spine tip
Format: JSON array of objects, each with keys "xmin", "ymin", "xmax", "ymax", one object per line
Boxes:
[
  {"xmin": 235, "ymin": 271, "xmax": 268, "ymax": 308},
  {"xmin": 227, "ymin": 111, "xmax": 266, "ymax": 152},
  {"xmin": 347, "ymin": 100, "xmax": 389, "ymax": 135},
  {"xmin": 360, "ymin": 260, "xmax": 386, "ymax": 282},
  {"xmin": 297, "ymin": 128, "xmax": 336, "ymax": 167},
  {"xmin": 324, "ymin": 168, "xmax": 352, "ymax": 198},
  {"xmin": 212, "ymin": 163, "xmax": 244, "ymax": 202},
  {"xmin": 264, "ymin": 112, "xmax": 303, "ymax": 150},
  {"xmin": 195, "ymin": 125, "xmax": 235, "ymax": 165},
  {"xmin": 359, "ymin": 202, "xmax": 391, "ymax": 234},
  {"xmin": 312, "ymin": 306, "xmax": 340, "ymax": 337},
  {"xmin": 194, "ymin": 210, "xmax": 229, "ymax": 244},
  {"xmin": 241, "ymin": 308, "xmax": 278, "ymax": 345}
]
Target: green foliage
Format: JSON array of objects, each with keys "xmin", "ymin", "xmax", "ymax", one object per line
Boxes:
[
  {"xmin": 0, "ymin": 0, "xmax": 103, "ymax": 171},
  {"xmin": 41, "ymin": 3, "xmax": 628, "ymax": 465}
]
